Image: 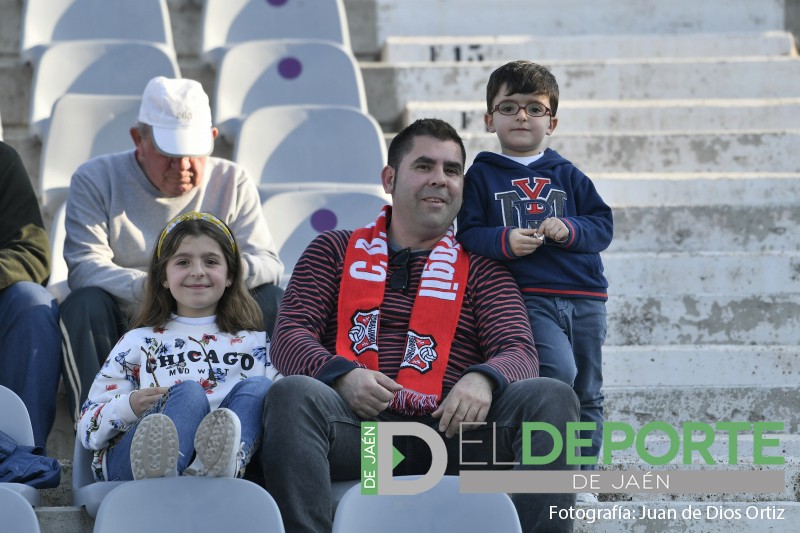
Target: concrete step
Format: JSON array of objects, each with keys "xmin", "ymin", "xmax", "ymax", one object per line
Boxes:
[
  {"xmin": 39, "ymin": 459, "xmax": 72, "ymax": 507},
  {"xmin": 602, "ymin": 345, "xmax": 799, "ymax": 387},
  {"xmin": 344, "ymin": 0, "xmax": 787, "ymax": 57},
  {"xmin": 383, "ymin": 32, "xmax": 797, "ymax": 63},
  {"xmin": 0, "ymin": 0, "xmax": 22, "ymax": 57},
  {"xmin": 608, "ymin": 203, "xmax": 800, "ymax": 253},
  {"xmin": 602, "ymin": 252, "xmax": 800, "ymax": 296},
  {"xmin": 0, "ymin": 58, "xmax": 32, "ymax": 130},
  {"xmin": 574, "ymin": 502, "xmax": 800, "ymax": 532},
  {"xmin": 604, "ymin": 386, "xmax": 800, "ymax": 433},
  {"xmin": 363, "ymin": 57, "xmax": 800, "ymax": 127},
  {"xmin": 404, "ymin": 98, "xmax": 800, "ymax": 133},
  {"xmin": 36, "ymin": 506, "xmax": 93, "ymax": 533},
  {"xmin": 458, "ymin": 130, "xmax": 800, "ymax": 173},
  {"xmin": 606, "ymin": 294, "xmax": 800, "ymax": 345},
  {"xmin": 594, "ymin": 173, "xmax": 800, "ymax": 208},
  {"xmin": 46, "ymin": 382, "xmax": 76, "ymax": 461}
]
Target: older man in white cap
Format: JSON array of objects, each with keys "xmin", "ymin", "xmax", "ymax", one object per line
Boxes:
[{"xmin": 60, "ymin": 77, "xmax": 284, "ymax": 422}]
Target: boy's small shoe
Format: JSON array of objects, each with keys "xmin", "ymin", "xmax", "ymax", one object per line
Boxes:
[
  {"xmin": 185, "ymin": 408, "xmax": 242, "ymax": 478},
  {"xmin": 130, "ymin": 413, "xmax": 179, "ymax": 480},
  {"xmin": 576, "ymin": 492, "xmax": 599, "ymax": 503}
]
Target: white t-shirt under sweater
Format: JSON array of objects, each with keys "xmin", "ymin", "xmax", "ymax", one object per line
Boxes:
[
  {"xmin": 77, "ymin": 315, "xmax": 280, "ymax": 480},
  {"xmin": 64, "ymin": 149, "xmax": 283, "ymax": 315}
]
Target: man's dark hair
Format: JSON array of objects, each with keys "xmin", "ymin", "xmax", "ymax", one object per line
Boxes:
[
  {"xmin": 486, "ymin": 60, "xmax": 560, "ymax": 116},
  {"xmin": 387, "ymin": 118, "xmax": 466, "ymax": 170}
]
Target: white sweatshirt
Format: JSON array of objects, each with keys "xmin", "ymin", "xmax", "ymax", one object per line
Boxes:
[{"xmin": 77, "ymin": 315, "xmax": 280, "ymax": 480}]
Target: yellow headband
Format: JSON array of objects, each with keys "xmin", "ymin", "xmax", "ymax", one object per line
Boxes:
[{"xmin": 156, "ymin": 211, "xmax": 236, "ymax": 258}]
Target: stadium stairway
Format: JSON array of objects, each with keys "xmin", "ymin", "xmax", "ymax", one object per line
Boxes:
[{"xmin": 1, "ymin": 0, "xmax": 800, "ymax": 530}]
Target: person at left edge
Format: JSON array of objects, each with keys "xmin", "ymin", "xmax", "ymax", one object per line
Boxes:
[{"xmin": 0, "ymin": 141, "xmax": 61, "ymax": 449}]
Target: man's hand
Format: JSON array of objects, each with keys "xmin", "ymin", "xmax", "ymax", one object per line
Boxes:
[
  {"xmin": 129, "ymin": 387, "xmax": 169, "ymax": 417},
  {"xmin": 509, "ymin": 227, "xmax": 545, "ymax": 256},
  {"xmin": 333, "ymin": 368, "xmax": 403, "ymax": 419},
  {"xmin": 432, "ymin": 373, "xmax": 494, "ymax": 438}
]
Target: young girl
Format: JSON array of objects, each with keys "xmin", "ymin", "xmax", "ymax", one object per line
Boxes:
[{"xmin": 78, "ymin": 211, "xmax": 280, "ymax": 481}]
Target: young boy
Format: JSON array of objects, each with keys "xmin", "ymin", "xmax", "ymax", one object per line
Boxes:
[{"xmin": 457, "ymin": 60, "xmax": 613, "ymax": 495}]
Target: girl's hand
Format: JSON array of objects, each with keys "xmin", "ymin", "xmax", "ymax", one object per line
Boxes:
[{"xmin": 129, "ymin": 387, "xmax": 169, "ymax": 417}]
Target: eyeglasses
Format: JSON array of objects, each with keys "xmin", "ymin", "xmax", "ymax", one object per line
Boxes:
[
  {"xmin": 389, "ymin": 248, "xmax": 411, "ymax": 292},
  {"xmin": 491, "ymin": 101, "xmax": 551, "ymax": 118}
]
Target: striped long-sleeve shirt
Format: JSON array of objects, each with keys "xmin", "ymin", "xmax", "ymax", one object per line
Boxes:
[{"xmin": 271, "ymin": 230, "xmax": 538, "ymax": 399}]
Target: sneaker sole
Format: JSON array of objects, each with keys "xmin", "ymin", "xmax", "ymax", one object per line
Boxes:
[
  {"xmin": 194, "ymin": 408, "xmax": 241, "ymax": 477},
  {"xmin": 130, "ymin": 414, "xmax": 179, "ymax": 480}
]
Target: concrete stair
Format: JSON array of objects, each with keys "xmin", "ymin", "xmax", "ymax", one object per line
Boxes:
[
  {"xmin": 404, "ymin": 98, "xmax": 800, "ymax": 134},
  {"xmin": 603, "ymin": 346, "xmax": 799, "ymax": 387},
  {"xmin": 608, "ymin": 202, "xmax": 799, "ymax": 252},
  {"xmin": 1, "ymin": 0, "xmax": 799, "ymax": 531},
  {"xmin": 461, "ymin": 130, "xmax": 800, "ymax": 171},
  {"xmin": 381, "ymin": 32, "xmax": 798, "ymax": 62},
  {"xmin": 363, "ymin": 57, "xmax": 800, "ymax": 128},
  {"xmin": 343, "ymin": 0, "xmax": 791, "ymax": 56}
]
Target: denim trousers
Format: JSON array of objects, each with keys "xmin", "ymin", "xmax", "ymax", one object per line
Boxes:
[
  {"xmin": 60, "ymin": 284, "xmax": 283, "ymax": 424},
  {"xmin": 524, "ymin": 295, "xmax": 606, "ymax": 470},
  {"xmin": 0, "ymin": 282, "xmax": 62, "ymax": 449},
  {"xmin": 105, "ymin": 377, "xmax": 272, "ymax": 480},
  {"xmin": 261, "ymin": 375, "xmax": 580, "ymax": 533}
]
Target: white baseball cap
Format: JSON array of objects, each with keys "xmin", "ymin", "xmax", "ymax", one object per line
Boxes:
[{"xmin": 138, "ymin": 77, "xmax": 214, "ymax": 157}]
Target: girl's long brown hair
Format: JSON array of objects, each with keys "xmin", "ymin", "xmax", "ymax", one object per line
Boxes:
[{"xmin": 130, "ymin": 217, "xmax": 263, "ymax": 334}]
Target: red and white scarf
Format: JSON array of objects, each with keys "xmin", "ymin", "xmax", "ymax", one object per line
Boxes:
[{"xmin": 336, "ymin": 206, "xmax": 469, "ymax": 415}]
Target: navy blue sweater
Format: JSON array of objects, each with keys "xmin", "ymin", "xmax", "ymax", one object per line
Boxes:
[{"xmin": 457, "ymin": 149, "xmax": 613, "ymax": 300}]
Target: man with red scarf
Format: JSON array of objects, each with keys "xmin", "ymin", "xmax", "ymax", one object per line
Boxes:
[{"xmin": 261, "ymin": 119, "xmax": 579, "ymax": 532}]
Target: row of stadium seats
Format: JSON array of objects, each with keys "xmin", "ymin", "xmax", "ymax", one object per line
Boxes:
[
  {"xmin": 20, "ymin": 0, "xmax": 350, "ymax": 67},
  {"xmin": 24, "ymin": 0, "xmax": 372, "ymax": 199},
  {"xmin": 29, "ymin": 38, "xmax": 369, "ymax": 142},
  {"xmin": 22, "ymin": 0, "xmax": 390, "ymax": 290}
]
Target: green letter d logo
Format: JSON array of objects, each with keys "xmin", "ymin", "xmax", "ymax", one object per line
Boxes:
[{"xmin": 377, "ymin": 422, "xmax": 448, "ymax": 495}]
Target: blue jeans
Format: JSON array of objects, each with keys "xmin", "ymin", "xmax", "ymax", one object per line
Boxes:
[
  {"xmin": 105, "ymin": 377, "xmax": 272, "ymax": 480},
  {"xmin": 524, "ymin": 295, "xmax": 606, "ymax": 470},
  {"xmin": 261, "ymin": 375, "xmax": 579, "ymax": 532},
  {"xmin": 0, "ymin": 282, "xmax": 62, "ymax": 449}
]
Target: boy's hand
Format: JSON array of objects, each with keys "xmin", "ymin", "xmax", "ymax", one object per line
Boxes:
[
  {"xmin": 509, "ymin": 227, "xmax": 545, "ymax": 256},
  {"xmin": 537, "ymin": 217, "xmax": 570, "ymax": 243}
]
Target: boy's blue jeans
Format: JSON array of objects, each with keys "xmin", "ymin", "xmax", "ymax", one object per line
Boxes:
[
  {"xmin": 524, "ymin": 295, "xmax": 606, "ymax": 470},
  {"xmin": 105, "ymin": 377, "xmax": 272, "ymax": 480}
]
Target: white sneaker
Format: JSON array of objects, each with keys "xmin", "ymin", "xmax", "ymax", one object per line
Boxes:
[
  {"xmin": 130, "ymin": 414, "xmax": 179, "ymax": 480},
  {"xmin": 185, "ymin": 408, "xmax": 242, "ymax": 478},
  {"xmin": 577, "ymin": 492, "xmax": 599, "ymax": 503}
]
